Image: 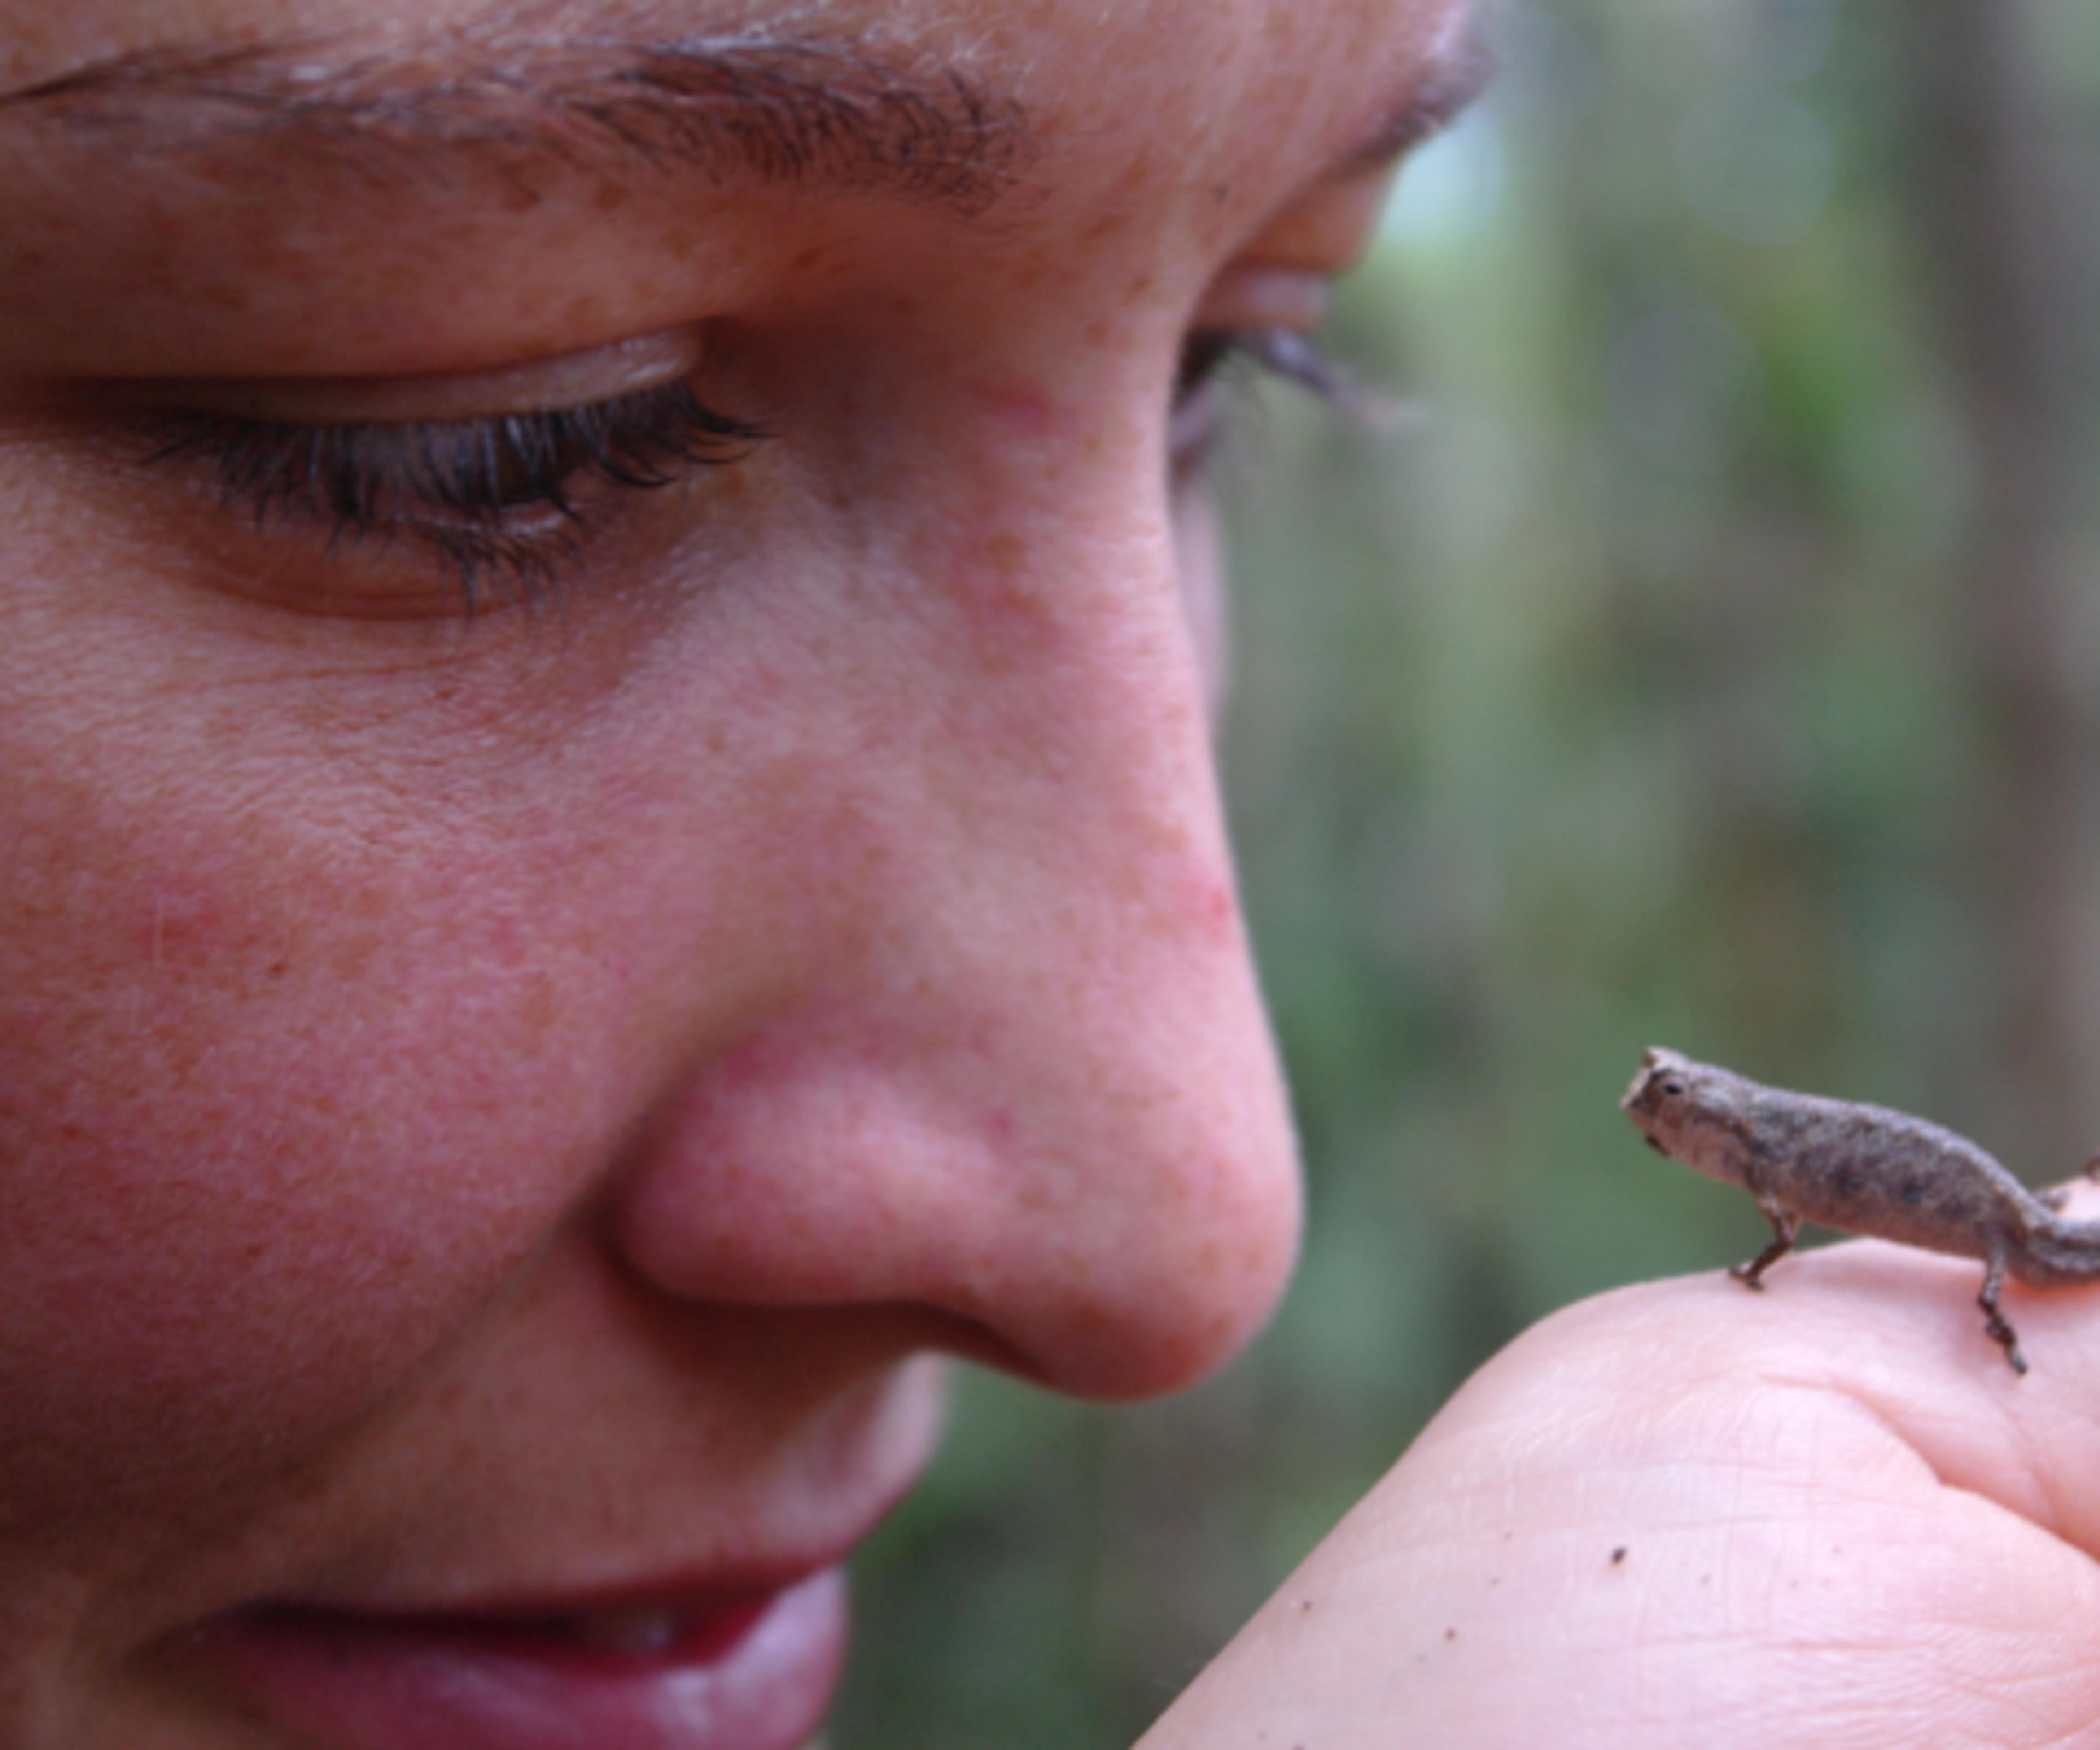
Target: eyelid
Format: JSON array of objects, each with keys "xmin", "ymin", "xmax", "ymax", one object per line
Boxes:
[
  {"xmin": 1192, "ymin": 266, "xmax": 1333, "ymax": 337},
  {"xmin": 1194, "ymin": 159, "xmax": 1401, "ymax": 338},
  {"xmin": 126, "ymin": 325, "xmax": 705, "ymax": 424},
  {"xmin": 1239, "ymin": 160, "xmax": 1402, "ymax": 275}
]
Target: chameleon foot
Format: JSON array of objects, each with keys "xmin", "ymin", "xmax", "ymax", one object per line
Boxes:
[{"xmin": 1979, "ymin": 1260, "xmax": 2028, "ymax": 1376}]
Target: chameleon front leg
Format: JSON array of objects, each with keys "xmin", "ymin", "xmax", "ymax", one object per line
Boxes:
[
  {"xmin": 1729, "ymin": 1191, "xmax": 1800, "ymax": 1291},
  {"xmin": 1976, "ymin": 1250, "xmax": 2028, "ymax": 1375}
]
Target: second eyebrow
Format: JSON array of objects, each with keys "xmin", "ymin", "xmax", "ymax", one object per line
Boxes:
[{"xmin": 1337, "ymin": 21, "xmax": 1495, "ymax": 174}]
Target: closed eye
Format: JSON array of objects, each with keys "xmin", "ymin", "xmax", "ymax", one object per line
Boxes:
[
  {"xmin": 134, "ymin": 325, "xmax": 1354, "ymax": 610},
  {"xmin": 141, "ymin": 377, "xmax": 768, "ymax": 608}
]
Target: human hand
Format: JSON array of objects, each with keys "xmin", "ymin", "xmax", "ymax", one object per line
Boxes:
[{"xmin": 1138, "ymin": 1208, "xmax": 2100, "ymax": 1748}]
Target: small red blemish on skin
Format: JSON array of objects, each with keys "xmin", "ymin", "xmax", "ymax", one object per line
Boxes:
[
  {"xmin": 963, "ymin": 531, "xmax": 1054, "ymax": 641},
  {"xmin": 1187, "ymin": 876, "xmax": 1237, "ymax": 942},
  {"xmin": 983, "ymin": 388, "xmax": 1061, "ymax": 437},
  {"xmin": 963, "ymin": 557, "xmax": 1055, "ymax": 677},
  {"xmin": 985, "ymin": 1107, "xmax": 1022, "ymax": 1158}
]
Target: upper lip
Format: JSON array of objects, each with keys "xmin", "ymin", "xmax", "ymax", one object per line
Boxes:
[
  {"xmin": 218, "ymin": 1460, "xmax": 922, "ymax": 1637},
  {"xmin": 163, "ymin": 1333, "xmax": 950, "ymax": 1655},
  {"xmin": 221, "ymin": 1579, "xmax": 795, "ymax": 1675},
  {"xmin": 264, "ymin": 1567, "xmax": 811, "ymax": 1633}
]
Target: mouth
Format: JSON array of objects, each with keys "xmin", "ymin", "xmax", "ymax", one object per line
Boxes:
[{"xmin": 187, "ymin": 1566, "xmax": 849, "ymax": 1750}]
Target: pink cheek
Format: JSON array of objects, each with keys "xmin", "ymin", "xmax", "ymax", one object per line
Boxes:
[{"xmin": 0, "ymin": 850, "xmax": 607, "ymax": 1501}]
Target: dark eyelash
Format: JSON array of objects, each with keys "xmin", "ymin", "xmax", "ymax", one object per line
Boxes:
[
  {"xmin": 1227, "ymin": 329, "xmax": 1373, "ymax": 412},
  {"xmin": 1170, "ymin": 328, "xmax": 1370, "ymax": 476},
  {"xmin": 1174, "ymin": 329, "xmax": 1354, "ymax": 407},
  {"xmin": 144, "ymin": 380, "xmax": 767, "ymax": 603}
]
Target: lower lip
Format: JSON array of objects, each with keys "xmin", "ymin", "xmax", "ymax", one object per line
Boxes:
[{"xmin": 188, "ymin": 1567, "xmax": 848, "ymax": 1750}]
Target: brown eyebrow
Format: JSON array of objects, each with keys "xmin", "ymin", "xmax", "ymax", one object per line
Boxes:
[{"xmin": 0, "ymin": 27, "xmax": 1034, "ymax": 211}]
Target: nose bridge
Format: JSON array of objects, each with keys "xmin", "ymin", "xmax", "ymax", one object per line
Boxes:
[
  {"xmin": 605, "ymin": 441, "xmax": 1300, "ymax": 1401},
  {"xmin": 921, "ymin": 504, "xmax": 1222, "ymax": 942}
]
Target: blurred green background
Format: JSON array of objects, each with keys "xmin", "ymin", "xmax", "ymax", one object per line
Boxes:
[{"xmin": 834, "ymin": 0, "xmax": 2100, "ymax": 1741}]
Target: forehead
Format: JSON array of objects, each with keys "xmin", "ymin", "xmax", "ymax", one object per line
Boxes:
[
  {"xmin": 2, "ymin": 0, "xmax": 1473, "ymax": 200},
  {"xmin": 0, "ymin": 0, "xmax": 1474, "ymax": 380}
]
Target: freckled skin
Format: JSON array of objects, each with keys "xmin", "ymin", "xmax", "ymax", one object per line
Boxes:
[
  {"xmin": 0, "ymin": 0, "xmax": 1462, "ymax": 1736},
  {"xmin": 1621, "ymin": 1046, "xmax": 2100, "ymax": 1374}
]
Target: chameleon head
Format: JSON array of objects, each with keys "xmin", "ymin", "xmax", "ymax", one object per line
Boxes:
[
  {"xmin": 1622, "ymin": 1047, "xmax": 1693, "ymax": 1116},
  {"xmin": 1621, "ymin": 1047, "xmax": 1699, "ymax": 1154},
  {"xmin": 1619, "ymin": 1046, "xmax": 1758, "ymax": 1188}
]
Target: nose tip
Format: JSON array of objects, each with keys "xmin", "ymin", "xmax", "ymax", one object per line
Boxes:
[
  {"xmin": 604, "ymin": 953, "xmax": 1302, "ymax": 1402},
  {"xmin": 1053, "ymin": 1165, "xmax": 1303, "ymax": 1401}
]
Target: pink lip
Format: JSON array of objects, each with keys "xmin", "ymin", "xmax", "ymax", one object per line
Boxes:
[{"xmin": 188, "ymin": 1566, "xmax": 848, "ymax": 1750}]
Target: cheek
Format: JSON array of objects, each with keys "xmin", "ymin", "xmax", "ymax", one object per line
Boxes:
[
  {"xmin": 0, "ymin": 740, "xmax": 626, "ymax": 1522},
  {"xmin": 0, "ymin": 570, "xmax": 929, "ymax": 1529}
]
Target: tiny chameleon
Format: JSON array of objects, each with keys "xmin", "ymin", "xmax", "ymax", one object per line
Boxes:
[{"xmin": 1621, "ymin": 1046, "xmax": 2100, "ymax": 1374}]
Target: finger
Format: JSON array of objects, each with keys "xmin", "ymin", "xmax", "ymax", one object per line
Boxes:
[{"xmin": 1141, "ymin": 1261, "xmax": 2100, "ymax": 1749}]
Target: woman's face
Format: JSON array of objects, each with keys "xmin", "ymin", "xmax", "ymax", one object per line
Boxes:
[{"xmin": 0, "ymin": 0, "xmax": 1469, "ymax": 1742}]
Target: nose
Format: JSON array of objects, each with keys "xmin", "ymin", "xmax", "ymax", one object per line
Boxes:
[{"xmin": 599, "ymin": 418, "xmax": 1300, "ymax": 1402}]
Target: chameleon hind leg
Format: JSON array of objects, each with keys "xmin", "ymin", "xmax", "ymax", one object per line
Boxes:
[
  {"xmin": 1977, "ymin": 1251, "xmax": 2028, "ymax": 1375},
  {"xmin": 1730, "ymin": 1193, "xmax": 1799, "ymax": 1291}
]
